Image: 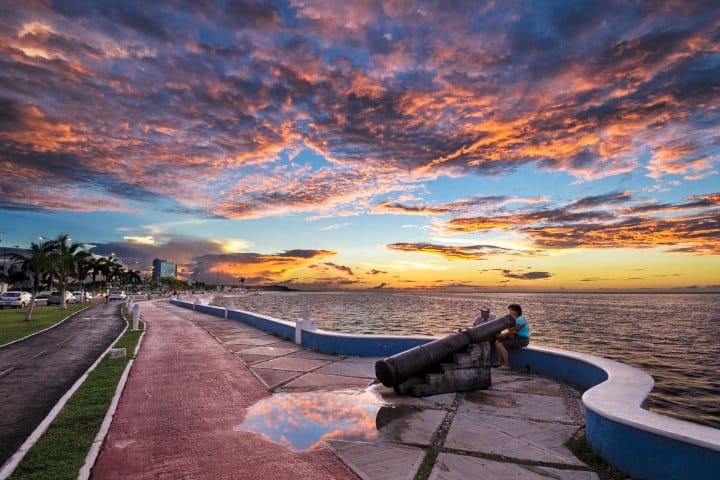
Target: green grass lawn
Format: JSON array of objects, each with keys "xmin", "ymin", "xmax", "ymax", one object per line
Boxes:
[
  {"xmin": 9, "ymin": 306, "xmax": 145, "ymax": 480},
  {"xmin": 0, "ymin": 304, "xmax": 88, "ymax": 346}
]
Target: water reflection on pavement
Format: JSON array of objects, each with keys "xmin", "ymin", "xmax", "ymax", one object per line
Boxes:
[{"xmin": 236, "ymin": 389, "xmax": 384, "ymax": 450}]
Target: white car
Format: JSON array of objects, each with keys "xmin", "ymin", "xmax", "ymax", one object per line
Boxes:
[
  {"xmin": 107, "ymin": 290, "xmax": 126, "ymax": 301},
  {"xmin": 1, "ymin": 291, "xmax": 33, "ymax": 308},
  {"xmin": 72, "ymin": 291, "xmax": 92, "ymax": 303}
]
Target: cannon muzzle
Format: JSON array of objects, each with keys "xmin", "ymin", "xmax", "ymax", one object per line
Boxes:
[{"xmin": 375, "ymin": 314, "xmax": 515, "ymax": 387}]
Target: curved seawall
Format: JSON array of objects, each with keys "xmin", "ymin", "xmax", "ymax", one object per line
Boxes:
[{"xmin": 171, "ymin": 298, "xmax": 720, "ymax": 480}]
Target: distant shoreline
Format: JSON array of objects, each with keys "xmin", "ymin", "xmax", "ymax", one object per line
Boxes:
[{"xmin": 247, "ymin": 288, "xmax": 720, "ymax": 295}]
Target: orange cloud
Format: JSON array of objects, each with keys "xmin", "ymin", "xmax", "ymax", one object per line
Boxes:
[
  {"xmin": 386, "ymin": 242, "xmax": 537, "ymax": 260},
  {"xmin": 193, "ymin": 249, "xmax": 338, "ymax": 284}
]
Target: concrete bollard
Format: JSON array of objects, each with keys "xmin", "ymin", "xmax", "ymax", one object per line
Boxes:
[
  {"xmin": 132, "ymin": 304, "xmax": 140, "ymax": 330},
  {"xmin": 295, "ymin": 309, "xmax": 317, "ymax": 345}
]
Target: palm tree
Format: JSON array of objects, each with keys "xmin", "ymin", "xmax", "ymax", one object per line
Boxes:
[
  {"xmin": 76, "ymin": 258, "xmax": 93, "ymax": 303},
  {"xmin": 95, "ymin": 255, "xmax": 118, "ymax": 295},
  {"xmin": 88, "ymin": 256, "xmax": 103, "ymax": 296},
  {"xmin": 124, "ymin": 269, "xmax": 141, "ymax": 292},
  {"xmin": 10, "ymin": 240, "xmax": 54, "ymax": 321},
  {"xmin": 106, "ymin": 259, "xmax": 124, "ymax": 290},
  {"xmin": 6, "ymin": 265, "xmax": 28, "ymax": 289},
  {"xmin": 47, "ymin": 234, "xmax": 90, "ymax": 309}
]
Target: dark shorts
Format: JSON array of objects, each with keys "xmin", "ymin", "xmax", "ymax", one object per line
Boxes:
[{"xmin": 501, "ymin": 336, "xmax": 529, "ymax": 350}]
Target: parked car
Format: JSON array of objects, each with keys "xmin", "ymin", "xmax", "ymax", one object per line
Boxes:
[
  {"xmin": 0, "ymin": 291, "xmax": 33, "ymax": 308},
  {"xmin": 47, "ymin": 291, "xmax": 77, "ymax": 305},
  {"xmin": 108, "ymin": 290, "xmax": 126, "ymax": 301},
  {"xmin": 72, "ymin": 291, "xmax": 92, "ymax": 303}
]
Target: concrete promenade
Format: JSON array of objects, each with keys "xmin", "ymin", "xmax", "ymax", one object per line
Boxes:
[
  {"xmin": 91, "ymin": 300, "xmax": 356, "ymax": 480},
  {"xmin": 0, "ymin": 303, "xmax": 126, "ymax": 466},
  {"xmin": 94, "ymin": 300, "xmax": 600, "ymax": 479}
]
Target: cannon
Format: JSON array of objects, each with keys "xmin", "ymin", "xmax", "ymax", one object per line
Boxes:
[{"xmin": 375, "ymin": 314, "xmax": 516, "ymax": 388}]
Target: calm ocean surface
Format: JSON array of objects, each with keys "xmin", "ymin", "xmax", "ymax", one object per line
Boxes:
[{"xmin": 212, "ymin": 291, "xmax": 720, "ymax": 429}]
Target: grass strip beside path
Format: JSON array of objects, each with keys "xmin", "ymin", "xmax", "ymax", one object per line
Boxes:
[
  {"xmin": 0, "ymin": 305, "xmax": 88, "ymax": 346},
  {"xmin": 9, "ymin": 306, "xmax": 145, "ymax": 480}
]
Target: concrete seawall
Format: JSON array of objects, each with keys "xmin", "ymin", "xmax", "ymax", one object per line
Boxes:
[{"xmin": 171, "ymin": 298, "xmax": 720, "ymax": 480}]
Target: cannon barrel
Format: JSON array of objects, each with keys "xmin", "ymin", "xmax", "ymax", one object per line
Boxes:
[{"xmin": 374, "ymin": 314, "xmax": 516, "ymax": 387}]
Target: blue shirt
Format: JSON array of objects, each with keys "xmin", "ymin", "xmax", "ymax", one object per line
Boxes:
[{"xmin": 515, "ymin": 316, "xmax": 530, "ymax": 338}]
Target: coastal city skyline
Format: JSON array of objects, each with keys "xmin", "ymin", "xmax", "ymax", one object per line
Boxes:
[{"xmin": 1, "ymin": 1, "xmax": 719, "ymax": 291}]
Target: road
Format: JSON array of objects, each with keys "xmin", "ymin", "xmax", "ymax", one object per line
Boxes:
[{"xmin": 0, "ymin": 303, "xmax": 126, "ymax": 465}]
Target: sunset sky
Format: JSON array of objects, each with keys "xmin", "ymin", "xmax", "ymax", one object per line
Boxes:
[{"xmin": 1, "ymin": 1, "xmax": 718, "ymax": 291}]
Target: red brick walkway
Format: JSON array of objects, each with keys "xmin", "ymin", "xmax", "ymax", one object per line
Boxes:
[{"xmin": 92, "ymin": 301, "xmax": 357, "ymax": 480}]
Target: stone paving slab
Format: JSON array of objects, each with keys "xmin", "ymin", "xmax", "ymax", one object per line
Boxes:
[
  {"xmin": 370, "ymin": 385, "xmax": 456, "ymax": 409},
  {"xmin": 216, "ymin": 331, "xmax": 280, "ymax": 341},
  {"xmin": 313, "ymin": 359, "xmax": 378, "ymax": 379},
  {"xmin": 460, "ymin": 389, "xmax": 577, "ymax": 424},
  {"xmin": 253, "ymin": 356, "xmax": 331, "ymax": 372},
  {"xmin": 445, "ymin": 411, "xmax": 584, "ymax": 465},
  {"xmin": 288, "ymin": 350, "xmax": 345, "ymax": 361},
  {"xmin": 251, "ymin": 368, "xmax": 304, "ymax": 389},
  {"xmin": 376, "ymin": 406, "xmax": 447, "ymax": 446},
  {"xmin": 281, "ymin": 372, "xmax": 374, "ymax": 391},
  {"xmin": 236, "ymin": 353, "xmax": 275, "ymax": 365},
  {"xmin": 240, "ymin": 343, "xmax": 304, "ymax": 356},
  {"xmin": 429, "ymin": 453, "xmax": 599, "ymax": 480},
  {"xmin": 224, "ymin": 336, "xmax": 285, "ymax": 347},
  {"xmin": 492, "ymin": 374, "xmax": 566, "ymax": 396},
  {"xmin": 328, "ymin": 440, "xmax": 426, "ymax": 480}
]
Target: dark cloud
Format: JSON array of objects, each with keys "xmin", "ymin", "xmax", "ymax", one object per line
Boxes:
[
  {"xmin": 0, "ymin": 96, "xmax": 24, "ymax": 131},
  {"xmin": 374, "ymin": 195, "xmax": 511, "ymax": 216},
  {"xmin": 90, "ymin": 3, "xmax": 173, "ymax": 40},
  {"xmin": 224, "ymin": 1, "xmax": 283, "ymax": 28},
  {"xmin": 568, "ymin": 191, "xmax": 632, "ymax": 209},
  {"xmin": 324, "ymin": 262, "xmax": 354, "ymax": 276},
  {"xmin": 501, "ymin": 270, "xmax": 552, "ymax": 280}
]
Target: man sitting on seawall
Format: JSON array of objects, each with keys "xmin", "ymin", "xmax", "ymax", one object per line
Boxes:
[{"xmin": 494, "ymin": 303, "xmax": 530, "ymax": 369}]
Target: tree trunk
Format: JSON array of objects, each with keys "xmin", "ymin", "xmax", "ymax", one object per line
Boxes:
[
  {"xmin": 23, "ymin": 276, "xmax": 39, "ymax": 321},
  {"xmin": 59, "ymin": 279, "xmax": 67, "ymax": 309}
]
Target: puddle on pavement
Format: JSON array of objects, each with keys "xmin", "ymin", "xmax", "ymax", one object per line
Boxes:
[{"xmin": 236, "ymin": 389, "xmax": 388, "ymax": 450}]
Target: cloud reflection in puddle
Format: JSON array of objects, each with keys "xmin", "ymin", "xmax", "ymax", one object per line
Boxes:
[{"xmin": 235, "ymin": 389, "xmax": 384, "ymax": 450}]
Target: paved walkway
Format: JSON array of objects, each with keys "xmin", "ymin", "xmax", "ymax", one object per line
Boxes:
[
  {"xmin": 101, "ymin": 299, "xmax": 600, "ymax": 480},
  {"xmin": 0, "ymin": 303, "xmax": 126, "ymax": 466},
  {"xmin": 92, "ymin": 300, "xmax": 357, "ymax": 480},
  {"xmin": 181, "ymin": 298, "xmax": 598, "ymax": 480}
]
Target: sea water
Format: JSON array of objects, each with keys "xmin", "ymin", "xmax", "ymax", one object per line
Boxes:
[{"xmin": 213, "ymin": 291, "xmax": 720, "ymax": 429}]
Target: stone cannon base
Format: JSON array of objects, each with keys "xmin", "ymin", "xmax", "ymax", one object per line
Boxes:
[{"xmin": 395, "ymin": 342, "xmax": 491, "ymax": 397}]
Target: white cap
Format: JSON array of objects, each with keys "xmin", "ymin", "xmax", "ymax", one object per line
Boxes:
[{"xmin": 479, "ymin": 305, "xmax": 490, "ymax": 312}]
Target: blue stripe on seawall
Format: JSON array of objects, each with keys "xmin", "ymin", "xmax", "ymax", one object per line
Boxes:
[
  {"xmin": 585, "ymin": 409, "xmax": 720, "ymax": 480},
  {"xmin": 301, "ymin": 329, "xmax": 430, "ymax": 357}
]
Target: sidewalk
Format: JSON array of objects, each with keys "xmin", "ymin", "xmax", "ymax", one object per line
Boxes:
[
  {"xmin": 91, "ymin": 300, "xmax": 357, "ymax": 480},
  {"xmin": 102, "ymin": 300, "xmax": 600, "ymax": 480}
]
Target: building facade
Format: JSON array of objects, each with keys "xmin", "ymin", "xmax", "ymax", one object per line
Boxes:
[{"xmin": 152, "ymin": 258, "xmax": 177, "ymax": 281}]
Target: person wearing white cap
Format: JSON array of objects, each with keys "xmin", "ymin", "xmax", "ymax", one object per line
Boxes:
[{"xmin": 473, "ymin": 305, "xmax": 496, "ymax": 326}]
